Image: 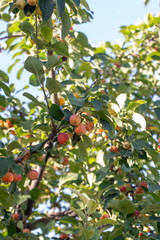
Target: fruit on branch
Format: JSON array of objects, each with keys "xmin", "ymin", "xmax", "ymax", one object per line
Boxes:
[
  {"xmin": 138, "ymin": 181, "xmax": 147, "ymax": 189},
  {"xmin": 132, "ymin": 210, "xmax": 140, "ymax": 217},
  {"xmin": 2, "ymin": 172, "xmax": 14, "ymax": 183},
  {"xmin": 58, "ymin": 133, "xmax": 69, "ymax": 145},
  {"xmin": 110, "ymin": 146, "xmax": 119, "ymax": 153},
  {"xmin": 123, "ymin": 142, "xmax": 131, "ymax": 149},
  {"xmin": 15, "ymin": 0, "xmax": 26, "ymax": 10},
  {"xmin": 11, "ymin": 213, "xmax": 20, "ymax": 221},
  {"xmin": 0, "ymin": 106, "xmax": 6, "ymax": 111},
  {"xmin": 100, "ymin": 213, "xmax": 109, "ymax": 219},
  {"xmin": 120, "ymin": 185, "xmax": 127, "ymax": 192},
  {"xmin": 60, "ymin": 234, "xmax": 69, "ymax": 239},
  {"xmin": 63, "ymin": 157, "xmax": 69, "ymax": 166},
  {"xmin": 13, "ymin": 173, "xmax": 22, "ymax": 183},
  {"xmin": 27, "ymin": 0, "xmax": 37, "ymax": 6},
  {"xmin": 23, "ymin": 228, "xmax": 31, "ymax": 233},
  {"xmin": 135, "ymin": 186, "xmax": 144, "ymax": 194},
  {"xmin": 85, "ymin": 121, "xmax": 94, "ymax": 131},
  {"xmin": 75, "ymin": 123, "xmax": 86, "ymax": 136},
  {"xmin": 59, "ymin": 96, "xmax": 65, "ymax": 106},
  {"xmin": 25, "ymin": 134, "xmax": 32, "ymax": 139},
  {"xmin": 28, "ymin": 170, "xmax": 39, "ymax": 180},
  {"xmin": 69, "ymin": 114, "xmax": 81, "ymax": 126},
  {"xmin": 115, "ymin": 62, "xmax": 121, "ymax": 68},
  {"xmin": 157, "ymin": 145, "xmax": 160, "ymax": 151},
  {"xmin": 4, "ymin": 120, "xmax": 13, "ymax": 128}
]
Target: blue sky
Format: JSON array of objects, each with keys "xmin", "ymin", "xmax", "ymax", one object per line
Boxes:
[{"xmin": 0, "ymin": 0, "xmax": 159, "ymax": 97}]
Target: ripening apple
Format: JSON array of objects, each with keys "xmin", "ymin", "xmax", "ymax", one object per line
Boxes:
[
  {"xmin": 110, "ymin": 146, "xmax": 119, "ymax": 153},
  {"xmin": 28, "ymin": 170, "xmax": 39, "ymax": 180},
  {"xmin": 157, "ymin": 145, "xmax": 160, "ymax": 151},
  {"xmin": 13, "ymin": 173, "xmax": 22, "ymax": 183},
  {"xmin": 63, "ymin": 157, "xmax": 69, "ymax": 166},
  {"xmin": 59, "ymin": 96, "xmax": 65, "ymax": 106},
  {"xmin": 135, "ymin": 186, "xmax": 144, "ymax": 194},
  {"xmin": 23, "ymin": 228, "xmax": 31, "ymax": 233},
  {"xmin": 69, "ymin": 114, "xmax": 81, "ymax": 126},
  {"xmin": 4, "ymin": 120, "xmax": 13, "ymax": 128},
  {"xmin": 0, "ymin": 106, "xmax": 6, "ymax": 111},
  {"xmin": 2, "ymin": 172, "xmax": 14, "ymax": 183},
  {"xmin": 100, "ymin": 213, "xmax": 109, "ymax": 219},
  {"xmin": 57, "ymin": 133, "xmax": 69, "ymax": 145},
  {"xmin": 120, "ymin": 185, "xmax": 127, "ymax": 192},
  {"xmin": 75, "ymin": 123, "xmax": 86, "ymax": 136},
  {"xmin": 12, "ymin": 213, "xmax": 20, "ymax": 221},
  {"xmin": 123, "ymin": 142, "xmax": 130, "ymax": 149},
  {"xmin": 85, "ymin": 121, "xmax": 94, "ymax": 131},
  {"xmin": 138, "ymin": 181, "xmax": 147, "ymax": 189},
  {"xmin": 115, "ymin": 62, "xmax": 121, "ymax": 68},
  {"xmin": 27, "ymin": 0, "xmax": 37, "ymax": 6},
  {"xmin": 15, "ymin": 0, "xmax": 26, "ymax": 10},
  {"xmin": 60, "ymin": 234, "xmax": 69, "ymax": 239}
]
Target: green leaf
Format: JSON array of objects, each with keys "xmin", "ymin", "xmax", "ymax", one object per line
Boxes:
[
  {"xmin": 0, "ymin": 82, "xmax": 10, "ymax": 96},
  {"xmin": 87, "ymin": 199, "xmax": 98, "ymax": 215},
  {"xmin": 77, "ymin": 62, "xmax": 92, "ymax": 79},
  {"xmin": 30, "ymin": 188, "xmax": 41, "ymax": 200},
  {"xmin": 72, "ymin": 0, "xmax": 80, "ymax": 6},
  {"xmin": 70, "ymin": 188, "xmax": 89, "ymax": 204},
  {"xmin": 82, "ymin": 135, "xmax": 92, "ymax": 148},
  {"xmin": 46, "ymin": 42, "xmax": 69, "ymax": 56},
  {"xmin": 8, "ymin": 59, "xmax": 20, "ymax": 73},
  {"xmin": 1, "ymin": 13, "xmax": 11, "ymax": 22},
  {"xmin": 49, "ymin": 104, "xmax": 64, "ymax": 121},
  {"xmin": 108, "ymin": 199, "xmax": 136, "ymax": 215},
  {"xmin": 39, "ymin": 0, "xmax": 55, "ymax": 21},
  {"xmin": 78, "ymin": 140, "xmax": 86, "ymax": 161},
  {"xmin": 7, "ymin": 141, "xmax": 21, "ymax": 152},
  {"xmin": 93, "ymin": 218, "xmax": 116, "ymax": 228},
  {"xmin": 19, "ymin": 21, "xmax": 34, "ymax": 35},
  {"xmin": 56, "ymin": 0, "xmax": 65, "ymax": 17},
  {"xmin": 0, "ymin": 70, "xmax": 9, "ymax": 83},
  {"xmin": 78, "ymin": 223, "xmax": 94, "ymax": 239},
  {"xmin": 29, "ymin": 74, "xmax": 40, "ymax": 86},
  {"xmin": 126, "ymin": 100, "xmax": 146, "ymax": 111},
  {"xmin": 40, "ymin": 25, "xmax": 53, "ymax": 43},
  {"xmin": 132, "ymin": 139, "xmax": 145, "ymax": 150},
  {"xmin": 24, "ymin": 56, "xmax": 44, "ymax": 82},
  {"xmin": 45, "ymin": 55, "xmax": 60, "ymax": 71},
  {"xmin": 23, "ymin": 92, "xmax": 48, "ymax": 111},
  {"xmin": 60, "ymin": 216, "xmax": 78, "ymax": 226},
  {"xmin": 68, "ymin": 93, "xmax": 85, "ymax": 107},
  {"xmin": 59, "ymin": 172, "xmax": 78, "ymax": 186},
  {"xmin": 61, "ymin": 9, "xmax": 71, "ymax": 39},
  {"xmin": 70, "ymin": 207, "xmax": 86, "ymax": 221},
  {"xmin": 157, "ymin": 222, "xmax": 160, "ymax": 234},
  {"xmin": 46, "ymin": 77, "xmax": 61, "ymax": 94},
  {"xmin": 142, "ymin": 204, "xmax": 160, "ymax": 212},
  {"xmin": 91, "ymin": 99, "xmax": 102, "ymax": 111}
]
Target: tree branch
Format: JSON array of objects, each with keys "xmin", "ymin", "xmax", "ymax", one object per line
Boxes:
[{"xmin": 0, "ymin": 35, "xmax": 25, "ymax": 41}]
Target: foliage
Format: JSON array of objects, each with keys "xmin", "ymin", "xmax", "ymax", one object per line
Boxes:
[{"xmin": 0, "ymin": 0, "xmax": 160, "ymax": 239}]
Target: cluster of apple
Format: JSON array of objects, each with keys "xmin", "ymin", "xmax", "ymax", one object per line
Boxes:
[
  {"xmin": 15, "ymin": 0, "xmax": 41, "ymax": 16},
  {"xmin": 1, "ymin": 169, "xmax": 39, "ymax": 183},
  {"xmin": 120, "ymin": 181, "xmax": 148, "ymax": 195},
  {"xmin": 0, "ymin": 119, "xmax": 16, "ymax": 136},
  {"xmin": 57, "ymin": 114, "xmax": 94, "ymax": 145},
  {"xmin": 110, "ymin": 141, "xmax": 131, "ymax": 153}
]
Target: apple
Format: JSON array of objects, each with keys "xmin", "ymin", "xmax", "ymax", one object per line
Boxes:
[
  {"xmin": 23, "ymin": 228, "xmax": 31, "ymax": 233},
  {"xmin": 2, "ymin": 172, "xmax": 14, "ymax": 183},
  {"xmin": 115, "ymin": 62, "xmax": 121, "ymax": 68},
  {"xmin": 138, "ymin": 181, "xmax": 147, "ymax": 189},
  {"xmin": 63, "ymin": 157, "xmax": 69, "ymax": 166},
  {"xmin": 0, "ymin": 106, "xmax": 6, "ymax": 112},
  {"xmin": 15, "ymin": 0, "xmax": 26, "ymax": 10},
  {"xmin": 12, "ymin": 213, "xmax": 20, "ymax": 221},
  {"xmin": 86, "ymin": 121, "xmax": 94, "ymax": 131},
  {"xmin": 13, "ymin": 173, "xmax": 22, "ymax": 183},
  {"xmin": 135, "ymin": 186, "xmax": 144, "ymax": 194},
  {"xmin": 60, "ymin": 234, "xmax": 69, "ymax": 239},
  {"xmin": 75, "ymin": 123, "xmax": 86, "ymax": 136},
  {"xmin": 123, "ymin": 142, "xmax": 130, "ymax": 149},
  {"xmin": 100, "ymin": 213, "xmax": 109, "ymax": 219},
  {"xmin": 157, "ymin": 145, "xmax": 160, "ymax": 151},
  {"xmin": 58, "ymin": 133, "xmax": 69, "ymax": 145},
  {"xmin": 59, "ymin": 96, "xmax": 65, "ymax": 106},
  {"xmin": 27, "ymin": 0, "xmax": 37, "ymax": 6},
  {"xmin": 120, "ymin": 185, "xmax": 127, "ymax": 192},
  {"xmin": 69, "ymin": 114, "xmax": 81, "ymax": 126},
  {"xmin": 110, "ymin": 146, "xmax": 119, "ymax": 153},
  {"xmin": 28, "ymin": 170, "xmax": 39, "ymax": 180},
  {"xmin": 4, "ymin": 120, "xmax": 13, "ymax": 128}
]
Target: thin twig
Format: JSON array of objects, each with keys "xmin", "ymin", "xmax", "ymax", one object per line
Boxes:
[
  {"xmin": 84, "ymin": 78, "xmax": 99, "ymax": 97},
  {"xmin": 0, "ymin": 35, "xmax": 25, "ymax": 41}
]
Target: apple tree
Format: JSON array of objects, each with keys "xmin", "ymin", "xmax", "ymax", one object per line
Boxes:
[{"xmin": 0, "ymin": 0, "xmax": 160, "ymax": 239}]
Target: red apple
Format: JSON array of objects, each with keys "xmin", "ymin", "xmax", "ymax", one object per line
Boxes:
[{"xmin": 58, "ymin": 133, "xmax": 69, "ymax": 145}]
